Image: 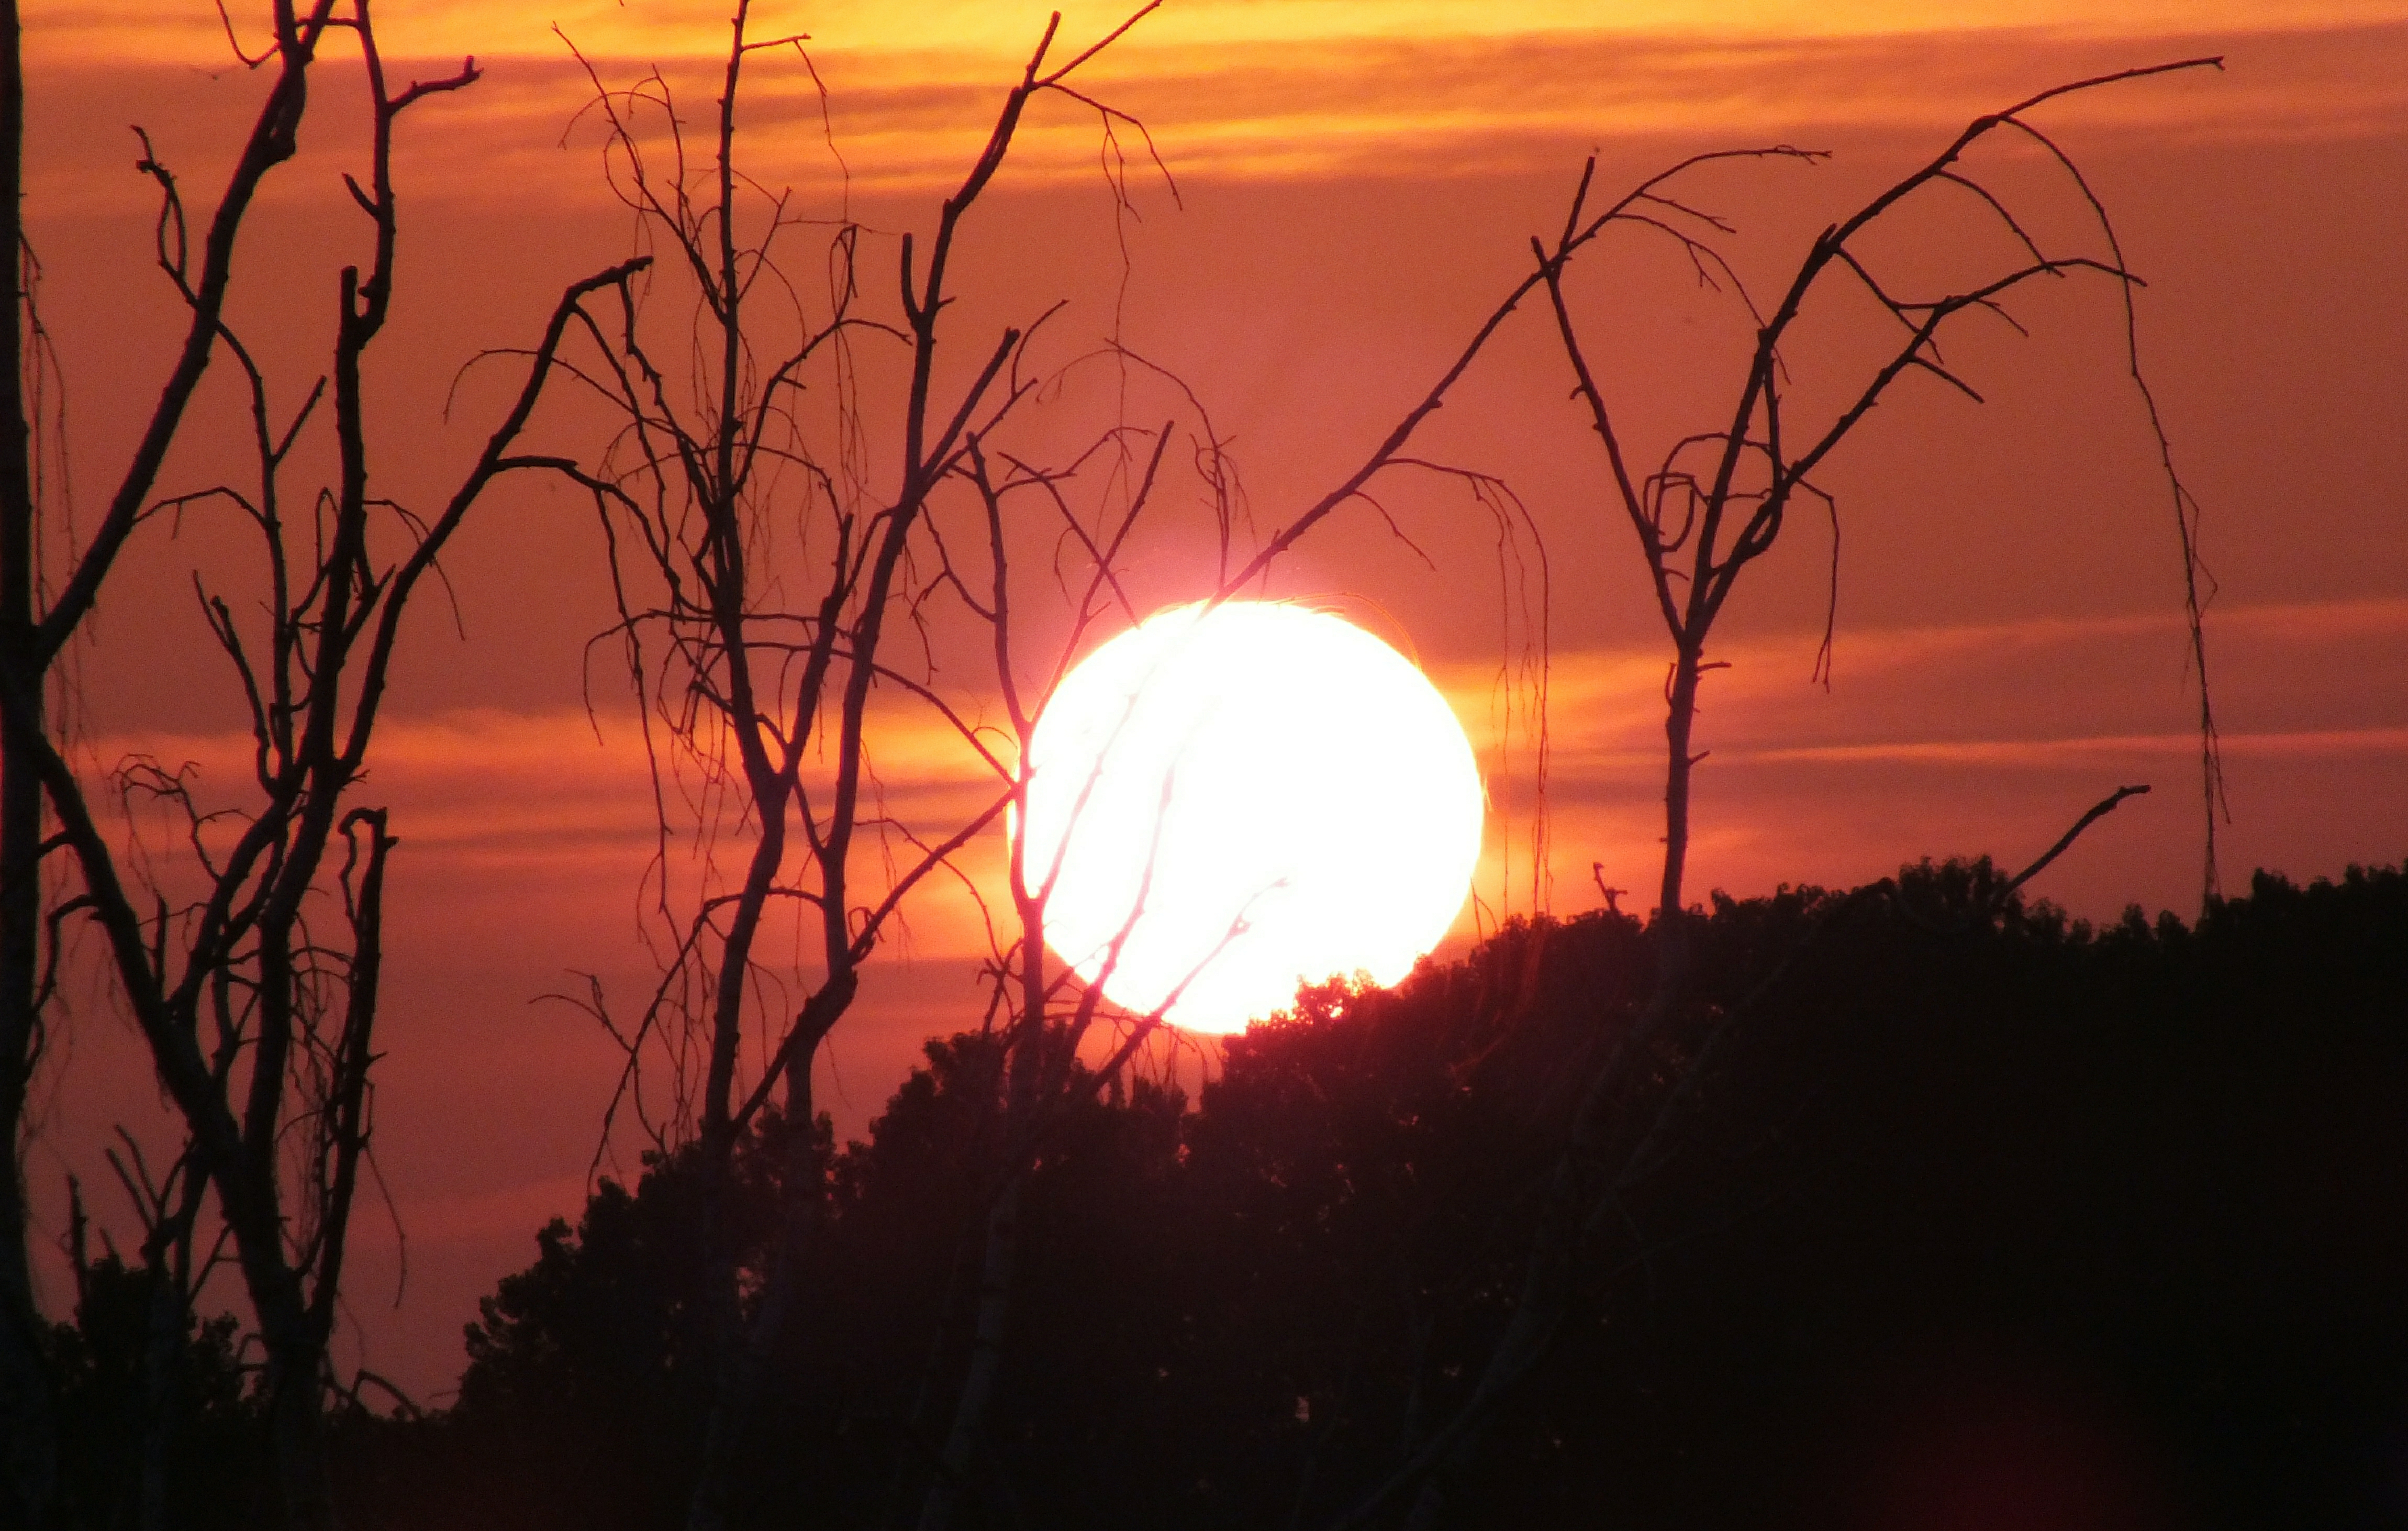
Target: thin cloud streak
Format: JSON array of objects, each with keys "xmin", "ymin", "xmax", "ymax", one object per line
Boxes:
[
  {"xmin": 1447, "ymin": 596, "xmax": 2408, "ymax": 910},
  {"xmin": 74, "ymin": 595, "xmax": 2390, "ymax": 958},
  {"xmin": 396, "ymin": 22, "xmax": 2408, "ymax": 193},
  {"xmin": 76, "ymin": 704, "xmax": 1007, "ymax": 879},
  {"xmin": 28, "ymin": 14, "xmax": 2408, "ymax": 214},
  {"xmin": 1730, "ymin": 725, "xmax": 2408, "ymax": 768},
  {"xmin": 34, "ymin": 1, "xmax": 2408, "ymax": 64}
]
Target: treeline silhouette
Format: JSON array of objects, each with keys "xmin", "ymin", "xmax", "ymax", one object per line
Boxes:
[{"xmin": 41, "ymin": 859, "xmax": 2408, "ymax": 1530}]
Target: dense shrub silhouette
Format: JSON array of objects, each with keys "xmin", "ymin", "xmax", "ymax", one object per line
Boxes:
[
  {"xmin": 306, "ymin": 859, "xmax": 2408, "ymax": 1530},
  {"xmin": 38, "ymin": 1256, "xmax": 255, "ymax": 1529}
]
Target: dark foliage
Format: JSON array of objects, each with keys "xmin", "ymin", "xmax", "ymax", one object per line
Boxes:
[
  {"xmin": 35, "ymin": 1256, "xmax": 257, "ymax": 1530},
  {"xmin": 98, "ymin": 858, "xmax": 2408, "ymax": 1530}
]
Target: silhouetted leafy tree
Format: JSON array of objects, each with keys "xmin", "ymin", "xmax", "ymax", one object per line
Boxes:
[
  {"xmin": 378, "ymin": 858, "xmax": 2408, "ymax": 1531},
  {"xmin": 42, "ymin": 1253, "xmax": 254, "ymax": 1530}
]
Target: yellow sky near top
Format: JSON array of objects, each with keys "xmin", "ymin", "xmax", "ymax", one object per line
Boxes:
[
  {"xmin": 35, "ymin": 0, "xmax": 2408, "ymax": 65},
  {"xmin": 25, "ymin": 0, "xmax": 2407, "ymax": 207}
]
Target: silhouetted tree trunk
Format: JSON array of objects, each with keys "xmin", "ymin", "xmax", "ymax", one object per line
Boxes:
[
  {"xmin": 0, "ymin": 0, "xmax": 53, "ymax": 1519},
  {"xmin": 0, "ymin": 5, "xmax": 644, "ymax": 1525}
]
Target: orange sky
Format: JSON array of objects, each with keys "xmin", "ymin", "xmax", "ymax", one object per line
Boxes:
[{"xmin": 21, "ymin": 1, "xmax": 2408, "ymax": 1402}]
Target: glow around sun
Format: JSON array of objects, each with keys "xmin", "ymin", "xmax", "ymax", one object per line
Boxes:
[{"xmin": 1017, "ymin": 601, "xmax": 1484, "ymax": 1036}]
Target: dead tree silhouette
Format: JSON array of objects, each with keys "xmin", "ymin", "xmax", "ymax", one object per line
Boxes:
[
  {"xmin": 1542, "ymin": 68, "xmax": 2223, "ymax": 928},
  {"xmin": 1328, "ymin": 60, "xmax": 2225, "ymax": 1531},
  {"xmin": 0, "ymin": 3, "xmax": 644, "ymax": 1526},
  {"xmin": 911, "ymin": 452, "xmax": 1265, "ymax": 1531},
  {"xmin": 544, "ymin": 7, "xmax": 1193, "ymax": 1527},
  {"xmin": 547, "ymin": 3, "xmax": 1586, "ymax": 1521}
]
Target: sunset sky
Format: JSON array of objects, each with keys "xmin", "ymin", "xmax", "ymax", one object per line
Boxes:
[{"xmin": 19, "ymin": 0, "xmax": 2408, "ymax": 1401}]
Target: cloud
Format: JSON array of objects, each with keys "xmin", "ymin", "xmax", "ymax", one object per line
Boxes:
[
  {"xmin": 1728, "ymin": 725, "xmax": 2408, "ymax": 768},
  {"xmin": 39, "ymin": 1, "xmax": 2408, "ymax": 64},
  {"xmin": 1437, "ymin": 596, "xmax": 2408, "ymax": 909},
  {"xmin": 30, "ymin": 8, "xmax": 2408, "ymax": 215},
  {"xmin": 71, "ymin": 594, "xmax": 2408, "ymax": 952}
]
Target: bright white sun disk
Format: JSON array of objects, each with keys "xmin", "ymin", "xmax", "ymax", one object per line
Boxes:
[{"xmin": 1017, "ymin": 601, "xmax": 1484, "ymax": 1035}]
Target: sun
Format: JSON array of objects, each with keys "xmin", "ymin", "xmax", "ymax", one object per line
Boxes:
[{"xmin": 1017, "ymin": 601, "xmax": 1485, "ymax": 1035}]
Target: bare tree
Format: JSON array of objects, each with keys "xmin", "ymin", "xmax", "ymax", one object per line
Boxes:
[
  {"xmin": 547, "ymin": 23, "xmax": 2230, "ymax": 1531},
  {"xmin": 0, "ymin": 3, "xmax": 643, "ymax": 1525},
  {"xmin": 891, "ymin": 116, "xmax": 1679, "ymax": 1531},
  {"xmin": 1329, "ymin": 60, "xmax": 2225, "ymax": 1531},
  {"xmin": 551, "ymin": 2, "xmax": 1604, "ymax": 1520},
  {"xmin": 1540, "ymin": 62, "xmax": 2223, "ymax": 927},
  {"xmin": 907, "ymin": 424, "xmax": 1226, "ymax": 1531},
  {"xmin": 901, "ymin": 364, "xmax": 1553, "ymax": 1531},
  {"xmin": 546, "ymin": 7, "xmax": 1195, "ymax": 1525}
]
